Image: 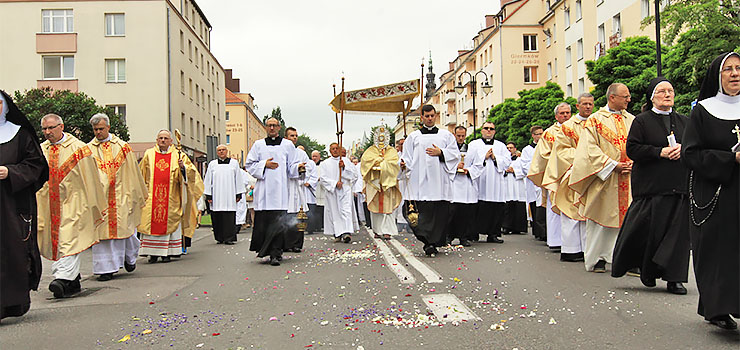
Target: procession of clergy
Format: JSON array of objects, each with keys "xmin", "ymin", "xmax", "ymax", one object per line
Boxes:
[{"xmin": 2, "ymin": 52, "xmax": 739, "ymax": 330}]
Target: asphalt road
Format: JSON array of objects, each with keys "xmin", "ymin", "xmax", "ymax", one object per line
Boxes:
[{"xmin": 1, "ymin": 225, "xmax": 738, "ymax": 350}]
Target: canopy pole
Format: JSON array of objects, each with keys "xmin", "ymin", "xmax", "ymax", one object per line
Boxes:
[
  {"xmin": 339, "ymin": 77, "xmax": 346, "ymax": 180},
  {"xmin": 333, "ymin": 84, "xmax": 340, "ymax": 145}
]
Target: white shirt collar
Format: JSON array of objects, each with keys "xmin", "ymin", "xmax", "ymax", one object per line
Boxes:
[
  {"xmin": 651, "ymin": 107, "xmax": 672, "ymax": 115},
  {"xmin": 97, "ymin": 134, "xmax": 112, "ymax": 142},
  {"xmin": 698, "ymin": 92, "xmax": 740, "ymax": 121},
  {"xmin": 52, "ymin": 133, "xmax": 67, "ymax": 145}
]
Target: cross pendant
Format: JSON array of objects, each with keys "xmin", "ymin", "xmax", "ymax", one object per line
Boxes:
[{"xmin": 733, "ymin": 124, "xmax": 740, "ymax": 143}]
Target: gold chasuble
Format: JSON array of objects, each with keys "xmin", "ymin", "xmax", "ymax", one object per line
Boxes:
[
  {"xmin": 542, "ymin": 117, "xmax": 588, "ymax": 220},
  {"xmin": 360, "ymin": 145, "xmax": 402, "ymax": 214},
  {"xmin": 569, "ymin": 107, "xmax": 634, "ymax": 228},
  {"xmin": 527, "ymin": 122, "xmax": 561, "ymax": 213},
  {"xmin": 37, "ymin": 133, "xmax": 105, "ymax": 260},
  {"xmin": 138, "ymin": 146, "xmax": 203, "ymax": 238},
  {"xmin": 88, "ymin": 134, "xmax": 148, "ymax": 241}
]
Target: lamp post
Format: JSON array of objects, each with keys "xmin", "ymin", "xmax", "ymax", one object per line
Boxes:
[
  {"xmin": 654, "ymin": 0, "xmax": 662, "ymax": 76},
  {"xmin": 455, "ymin": 70, "xmax": 492, "ymax": 140}
]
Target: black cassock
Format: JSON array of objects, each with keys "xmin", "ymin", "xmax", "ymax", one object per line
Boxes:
[
  {"xmin": 683, "ymin": 103, "xmax": 739, "ymax": 320},
  {"xmin": 0, "ymin": 121, "xmax": 48, "ymax": 319},
  {"xmin": 612, "ymin": 109, "xmax": 690, "ymax": 286}
]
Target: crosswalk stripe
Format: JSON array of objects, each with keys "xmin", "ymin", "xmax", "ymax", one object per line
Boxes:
[
  {"xmin": 387, "ymin": 239, "xmax": 444, "ymax": 283},
  {"xmin": 421, "ymin": 293, "xmax": 481, "ymax": 323}
]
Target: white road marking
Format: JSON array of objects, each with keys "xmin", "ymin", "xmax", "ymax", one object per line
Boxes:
[
  {"xmin": 368, "ymin": 229, "xmax": 416, "ymax": 284},
  {"xmin": 421, "ymin": 293, "xmax": 481, "ymax": 323},
  {"xmin": 387, "ymin": 239, "xmax": 444, "ymax": 283}
]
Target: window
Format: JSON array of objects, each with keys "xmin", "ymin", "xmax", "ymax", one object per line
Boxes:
[
  {"xmin": 190, "ymin": 117, "xmax": 194, "ymax": 140},
  {"xmin": 577, "ymin": 39, "xmax": 584, "ymax": 60},
  {"xmin": 196, "ymin": 121, "xmax": 201, "ymax": 142},
  {"xmin": 661, "ymin": 0, "xmax": 671, "ymax": 10},
  {"xmin": 107, "ymin": 105, "xmax": 126, "ymax": 124},
  {"xmin": 188, "ymin": 40, "xmax": 192, "ymax": 61},
  {"xmin": 208, "ymin": 94, "xmax": 211, "ymax": 111},
  {"xmin": 184, "ymin": 0, "xmax": 189, "ymax": 19},
  {"xmin": 565, "ymin": 46, "xmax": 572, "ymax": 67},
  {"xmin": 201, "ymin": 54, "xmax": 204, "ymax": 73},
  {"xmin": 201, "ymin": 88, "xmax": 205, "ymax": 107},
  {"xmin": 207, "ymin": 62, "xmax": 210, "ymax": 79},
  {"xmin": 105, "ymin": 14, "xmax": 125, "ymax": 36},
  {"xmin": 194, "ymin": 47, "xmax": 199, "ymax": 66},
  {"xmin": 546, "ymin": 0, "xmax": 551, "ymax": 10},
  {"xmin": 567, "ymin": 84, "xmax": 573, "ymax": 97},
  {"xmin": 105, "ymin": 59, "xmax": 126, "ymax": 83},
  {"xmin": 641, "ymin": 0, "xmax": 650, "ymax": 19},
  {"xmin": 564, "ymin": 8, "xmax": 570, "ymax": 28},
  {"xmin": 575, "ymin": 1, "xmax": 582, "ymax": 21},
  {"xmin": 613, "ymin": 14, "xmax": 621, "ymax": 34},
  {"xmin": 598, "ymin": 24, "xmax": 605, "ymax": 43},
  {"xmin": 547, "ymin": 63, "xmax": 552, "ymax": 80},
  {"xmin": 180, "ymin": 71, "xmax": 185, "ymax": 94},
  {"xmin": 195, "ymin": 84, "xmax": 200, "ymax": 105},
  {"xmin": 180, "ymin": 30, "xmax": 184, "ymax": 52},
  {"xmin": 545, "ymin": 33, "xmax": 551, "ymax": 47},
  {"xmin": 42, "ymin": 9, "xmax": 73, "ymax": 33},
  {"xmin": 225, "ymin": 111, "xmax": 230, "ymax": 121},
  {"xmin": 553, "ymin": 24, "xmax": 556, "ymax": 41},
  {"xmin": 578, "ymin": 78, "xmax": 585, "ymax": 94},
  {"xmin": 181, "ymin": 113, "xmax": 186, "ymax": 136},
  {"xmin": 226, "ymin": 134, "xmax": 231, "ymax": 145},
  {"xmin": 523, "ymin": 34, "xmax": 537, "ymax": 52},
  {"xmin": 43, "ymin": 56, "xmax": 74, "ymax": 79},
  {"xmin": 524, "ymin": 66, "xmax": 538, "ymax": 83},
  {"xmin": 554, "ymin": 58, "xmax": 558, "ymax": 76},
  {"xmin": 189, "ymin": 78, "xmax": 193, "ymax": 99}
]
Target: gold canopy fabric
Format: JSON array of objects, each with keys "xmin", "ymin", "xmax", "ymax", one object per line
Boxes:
[{"xmin": 329, "ymin": 79, "xmax": 420, "ymax": 114}]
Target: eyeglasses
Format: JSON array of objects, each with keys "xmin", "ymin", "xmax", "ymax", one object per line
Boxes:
[
  {"xmin": 654, "ymin": 89, "xmax": 674, "ymax": 95},
  {"xmin": 721, "ymin": 65, "xmax": 740, "ymax": 73},
  {"xmin": 266, "ymin": 124, "xmax": 280, "ymax": 128},
  {"xmin": 41, "ymin": 123, "xmax": 61, "ymax": 131},
  {"xmin": 482, "ymin": 127, "xmax": 495, "ymax": 131}
]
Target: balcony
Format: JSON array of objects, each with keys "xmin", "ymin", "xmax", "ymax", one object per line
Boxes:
[
  {"xmin": 37, "ymin": 79, "xmax": 78, "ymax": 92},
  {"xmin": 443, "ymin": 113, "xmax": 456, "ymax": 126},
  {"xmin": 461, "ymin": 98, "xmax": 474, "ymax": 114},
  {"xmin": 445, "ymin": 91, "xmax": 455, "ymax": 103},
  {"xmin": 36, "ymin": 33, "xmax": 77, "ymax": 53}
]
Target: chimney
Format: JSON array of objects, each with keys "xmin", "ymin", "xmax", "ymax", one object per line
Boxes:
[{"xmin": 485, "ymin": 15, "xmax": 496, "ymax": 28}]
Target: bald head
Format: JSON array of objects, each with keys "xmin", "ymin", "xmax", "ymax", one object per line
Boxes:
[
  {"xmin": 606, "ymin": 83, "xmax": 630, "ymax": 111},
  {"xmin": 216, "ymin": 144, "xmax": 228, "ymax": 160},
  {"xmin": 311, "ymin": 150, "xmax": 321, "ymax": 163}
]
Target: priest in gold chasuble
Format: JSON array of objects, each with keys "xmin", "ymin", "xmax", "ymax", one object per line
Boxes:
[
  {"xmin": 37, "ymin": 114, "xmax": 105, "ymax": 298},
  {"xmin": 360, "ymin": 126, "xmax": 402, "ymax": 240},
  {"xmin": 138, "ymin": 129, "xmax": 203, "ymax": 263},
  {"xmin": 569, "ymin": 83, "xmax": 635, "ymax": 273},
  {"xmin": 88, "ymin": 114, "xmax": 148, "ymax": 281}
]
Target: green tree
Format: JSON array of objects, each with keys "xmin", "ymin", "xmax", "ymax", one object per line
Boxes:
[
  {"xmin": 13, "ymin": 87, "xmax": 129, "ymax": 142},
  {"xmin": 585, "ymin": 36, "xmax": 663, "ymax": 116},
  {"xmin": 663, "ymin": 24, "xmax": 740, "ymax": 115},
  {"xmin": 296, "ymin": 133, "xmax": 327, "ymax": 159},
  {"xmin": 642, "ymin": 0, "xmax": 740, "ymax": 45},
  {"xmin": 262, "ymin": 106, "xmax": 286, "ymax": 137},
  {"xmin": 477, "ymin": 82, "xmax": 575, "ymax": 149}
]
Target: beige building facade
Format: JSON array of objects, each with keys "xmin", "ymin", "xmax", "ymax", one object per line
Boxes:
[
  {"xmin": 225, "ymin": 88, "xmax": 264, "ymax": 166},
  {"xmin": 0, "ymin": 0, "xmax": 226, "ymax": 164},
  {"xmin": 419, "ymin": 0, "xmax": 658, "ymax": 135}
]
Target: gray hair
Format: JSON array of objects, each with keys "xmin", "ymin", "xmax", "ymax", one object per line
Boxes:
[
  {"xmin": 553, "ymin": 102, "xmax": 571, "ymax": 115},
  {"xmin": 216, "ymin": 144, "xmax": 228, "ymax": 149},
  {"xmin": 577, "ymin": 93, "xmax": 594, "ymax": 103},
  {"xmin": 41, "ymin": 113, "xmax": 63, "ymax": 125},
  {"xmin": 311, "ymin": 150, "xmax": 320, "ymax": 156},
  {"xmin": 156, "ymin": 129, "xmax": 172, "ymax": 138},
  {"xmin": 89, "ymin": 113, "xmax": 110, "ymax": 126},
  {"xmin": 606, "ymin": 83, "xmax": 625, "ymax": 98}
]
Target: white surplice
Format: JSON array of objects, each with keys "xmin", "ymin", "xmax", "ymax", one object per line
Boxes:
[
  {"xmin": 506, "ymin": 156, "xmax": 528, "ymax": 202},
  {"xmin": 288, "ymin": 147, "xmax": 315, "ymax": 214},
  {"xmin": 468, "ymin": 139, "xmax": 511, "ymax": 202},
  {"xmin": 394, "ymin": 153, "xmax": 410, "ymax": 223},
  {"xmin": 204, "ymin": 158, "xmax": 245, "ymax": 212},
  {"xmin": 401, "ymin": 128, "xmax": 460, "ymax": 201},
  {"xmin": 305, "ymin": 160, "xmax": 320, "ymax": 205},
  {"xmin": 236, "ymin": 169, "xmax": 256, "ymax": 224},
  {"xmin": 451, "ymin": 148, "xmax": 483, "ymax": 204},
  {"xmin": 518, "ymin": 144, "xmax": 542, "ymax": 206},
  {"xmin": 245, "ymin": 137, "xmax": 300, "ymax": 211},
  {"xmin": 320, "ymin": 156, "xmax": 358, "ymax": 237}
]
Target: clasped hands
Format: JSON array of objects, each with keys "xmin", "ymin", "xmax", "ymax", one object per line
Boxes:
[{"xmin": 660, "ymin": 144, "xmax": 682, "ymax": 161}]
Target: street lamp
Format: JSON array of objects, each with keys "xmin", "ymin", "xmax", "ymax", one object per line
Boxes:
[{"xmin": 454, "ymin": 70, "xmax": 492, "ymax": 139}]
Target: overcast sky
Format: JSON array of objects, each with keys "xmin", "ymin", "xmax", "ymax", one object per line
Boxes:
[{"xmin": 197, "ymin": 0, "xmax": 501, "ymax": 150}]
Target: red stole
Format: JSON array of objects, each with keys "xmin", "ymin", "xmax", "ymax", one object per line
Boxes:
[{"xmin": 150, "ymin": 152, "xmax": 172, "ymax": 235}]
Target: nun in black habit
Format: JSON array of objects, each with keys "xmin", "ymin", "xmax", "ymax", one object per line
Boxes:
[
  {"xmin": 611, "ymin": 77, "xmax": 691, "ymax": 295},
  {"xmin": 0, "ymin": 90, "xmax": 49, "ymax": 321},
  {"xmin": 682, "ymin": 52, "xmax": 740, "ymax": 330}
]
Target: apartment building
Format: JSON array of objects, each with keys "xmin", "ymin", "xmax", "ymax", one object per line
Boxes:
[
  {"xmin": 422, "ymin": 0, "xmax": 658, "ymax": 134},
  {"xmin": 0, "ymin": 0, "xmax": 227, "ymax": 164},
  {"xmin": 225, "ymin": 88, "xmax": 264, "ymax": 166}
]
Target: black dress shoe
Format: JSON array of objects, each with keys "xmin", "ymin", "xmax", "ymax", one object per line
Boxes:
[
  {"xmin": 459, "ymin": 239, "xmax": 472, "ymax": 247},
  {"xmin": 666, "ymin": 282, "xmax": 687, "ymax": 295},
  {"xmin": 124, "ymin": 262, "xmax": 136, "ymax": 272},
  {"xmin": 224, "ymin": 241, "xmax": 235, "ymax": 245},
  {"xmin": 97, "ymin": 273, "xmax": 113, "ymax": 281},
  {"xmin": 342, "ymin": 234, "xmax": 352, "ymax": 243},
  {"xmin": 423, "ymin": 245, "xmax": 438, "ymax": 257},
  {"xmin": 292, "ymin": 248, "xmax": 302, "ymax": 253},
  {"xmin": 148, "ymin": 256, "xmax": 158, "ymax": 263},
  {"xmin": 593, "ymin": 259, "xmax": 607, "ymax": 273},
  {"xmin": 48, "ymin": 279, "xmax": 66, "ymax": 298},
  {"xmin": 49, "ymin": 277, "xmax": 80, "ymax": 298},
  {"xmin": 560, "ymin": 252, "xmax": 585, "ymax": 262},
  {"xmin": 160, "ymin": 256, "xmax": 172, "ymax": 263},
  {"xmin": 709, "ymin": 315, "xmax": 737, "ymax": 330},
  {"xmin": 270, "ymin": 257, "xmax": 281, "ymax": 266},
  {"xmin": 216, "ymin": 241, "xmax": 224, "ymax": 244},
  {"xmin": 486, "ymin": 236, "xmax": 504, "ymax": 244}
]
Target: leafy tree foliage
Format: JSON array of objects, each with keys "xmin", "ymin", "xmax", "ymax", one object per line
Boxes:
[
  {"xmin": 642, "ymin": 0, "xmax": 740, "ymax": 45},
  {"xmin": 585, "ymin": 36, "xmax": 664, "ymax": 116},
  {"xmin": 478, "ymin": 82, "xmax": 576, "ymax": 149},
  {"xmin": 296, "ymin": 133, "xmax": 327, "ymax": 159},
  {"xmin": 662, "ymin": 24, "xmax": 740, "ymax": 116},
  {"xmin": 13, "ymin": 87, "xmax": 129, "ymax": 142}
]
